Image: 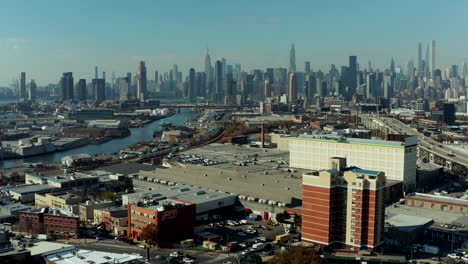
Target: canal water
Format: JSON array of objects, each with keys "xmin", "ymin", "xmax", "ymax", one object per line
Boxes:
[{"xmin": 0, "ymin": 109, "xmax": 197, "ymax": 169}]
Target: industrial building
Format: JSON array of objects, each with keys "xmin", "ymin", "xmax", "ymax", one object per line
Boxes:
[
  {"xmin": 18, "ymin": 208, "xmax": 79, "ymax": 238},
  {"xmin": 128, "ymin": 198, "xmax": 196, "ymax": 242},
  {"xmin": 290, "ymin": 134, "xmax": 417, "ymax": 191},
  {"xmin": 302, "ymin": 158, "xmax": 385, "ymax": 252},
  {"xmin": 123, "ymin": 184, "xmax": 237, "ymax": 219}
]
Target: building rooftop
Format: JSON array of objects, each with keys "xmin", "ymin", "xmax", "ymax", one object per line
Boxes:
[
  {"xmin": 45, "ymin": 249, "xmax": 142, "ymax": 264},
  {"xmin": 144, "ymin": 198, "xmax": 192, "ymax": 212},
  {"xmin": 29, "ymin": 241, "xmax": 76, "ymax": 257},
  {"xmin": 4, "ymin": 184, "xmax": 57, "ymax": 194},
  {"xmin": 293, "ymin": 134, "xmax": 418, "ymax": 148},
  {"xmin": 386, "ymin": 214, "xmax": 434, "ymax": 231},
  {"xmin": 348, "ymin": 168, "xmax": 381, "ymax": 176},
  {"xmin": 124, "ymin": 184, "xmax": 236, "ymax": 210},
  {"xmin": 89, "ymin": 163, "xmax": 154, "ymax": 176},
  {"xmin": 140, "ymin": 143, "xmax": 303, "ymax": 203},
  {"xmin": 408, "ymin": 192, "xmax": 468, "ymax": 206},
  {"xmin": 27, "ymin": 172, "xmax": 98, "ymax": 184}
]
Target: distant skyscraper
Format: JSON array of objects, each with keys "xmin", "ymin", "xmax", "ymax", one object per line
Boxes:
[
  {"xmin": 223, "ymin": 73, "xmax": 235, "ymax": 104},
  {"xmin": 195, "ymin": 72, "xmax": 206, "ymax": 98},
  {"xmin": 425, "ymin": 43, "xmax": 430, "ymax": 77},
  {"xmin": 95, "ymin": 66, "xmax": 98, "ymax": 79},
  {"xmin": 431, "ymin": 40, "xmax": 436, "ymax": 75},
  {"xmin": 383, "ymin": 75, "xmax": 394, "ymax": 99},
  {"xmin": 348, "ymin": 56, "xmax": 357, "ymax": 98},
  {"xmin": 93, "ymin": 78, "xmax": 106, "ymax": 102},
  {"xmin": 289, "ymin": 44, "xmax": 296, "ymax": 73},
  {"xmin": 418, "ymin": 42, "xmax": 422, "ymax": 72},
  {"xmin": 390, "ymin": 57, "xmax": 395, "ymax": 74},
  {"xmin": 136, "ymin": 61, "xmax": 147, "ymax": 102},
  {"xmin": 214, "ymin": 60, "xmax": 223, "ymax": 102},
  {"xmin": 19, "ymin": 72, "xmax": 26, "ymax": 100},
  {"xmin": 28, "ymin": 80, "xmax": 37, "ymax": 102},
  {"xmin": 288, "ymin": 73, "xmax": 297, "ymax": 102},
  {"xmin": 204, "ymin": 50, "xmax": 212, "ymax": 80},
  {"xmin": 221, "ymin": 58, "xmax": 227, "ymax": 76},
  {"xmin": 305, "ymin": 61, "xmax": 311, "ymax": 74},
  {"xmin": 118, "ymin": 77, "xmax": 130, "ymax": 101},
  {"xmin": 60, "ymin": 72, "xmax": 74, "ymax": 100},
  {"xmin": 76, "ymin": 79, "xmax": 87, "ymax": 101},
  {"xmin": 188, "ymin": 68, "xmax": 196, "ymax": 102},
  {"xmin": 407, "ymin": 60, "xmax": 415, "ymax": 81},
  {"xmin": 263, "ymin": 79, "xmax": 271, "ymax": 98},
  {"xmin": 234, "ymin": 64, "xmax": 241, "ymax": 81}
]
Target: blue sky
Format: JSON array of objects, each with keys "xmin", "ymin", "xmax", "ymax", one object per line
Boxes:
[{"xmin": 0, "ymin": 0, "xmax": 467, "ymax": 85}]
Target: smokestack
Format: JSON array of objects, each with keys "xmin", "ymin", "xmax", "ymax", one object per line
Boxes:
[{"xmin": 261, "ymin": 123, "xmax": 265, "ymax": 148}]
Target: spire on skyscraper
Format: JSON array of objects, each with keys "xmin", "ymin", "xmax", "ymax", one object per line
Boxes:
[{"xmin": 289, "ymin": 44, "xmax": 296, "ymax": 73}]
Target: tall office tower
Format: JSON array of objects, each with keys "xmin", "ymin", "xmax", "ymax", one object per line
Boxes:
[
  {"xmin": 221, "ymin": 58, "xmax": 227, "ymax": 76},
  {"xmin": 383, "ymin": 75, "xmax": 394, "ymax": 99},
  {"xmin": 223, "ymin": 73, "xmax": 235, "ymax": 104},
  {"xmin": 19, "ymin": 72, "xmax": 26, "ymax": 100},
  {"xmin": 126, "ymin": 72, "xmax": 133, "ymax": 97},
  {"xmin": 431, "ymin": 40, "xmax": 436, "ymax": 75},
  {"xmin": 425, "ymin": 43, "xmax": 430, "ymax": 77},
  {"xmin": 226, "ymin": 65, "xmax": 233, "ymax": 75},
  {"xmin": 366, "ymin": 73, "xmax": 376, "ymax": 98},
  {"xmin": 234, "ymin": 64, "xmax": 241, "ymax": 81},
  {"xmin": 289, "ymin": 44, "xmax": 296, "ymax": 73},
  {"xmin": 155, "ymin": 71, "xmax": 159, "ymax": 84},
  {"xmin": 348, "ymin": 56, "xmax": 357, "ymax": 98},
  {"xmin": 93, "ymin": 78, "xmax": 106, "ymax": 102},
  {"xmin": 450, "ymin": 65, "xmax": 459, "ymax": 78},
  {"xmin": 265, "ymin": 68, "xmax": 274, "ymax": 82},
  {"xmin": 188, "ymin": 68, "xmax": 196, "ymax": 102},
  {"xmin": 304, "ymin": 75, "xmax": 314, "ymax": 101},
  {"xmin": 390, "ymin": 57, "xmax": 395, "ymax": 74},
  {"xmin": 368, "ymin": 61, "xmax": 373, "ymax": 72},
  {"xmin": 302, "ymin": 157, "xmax": 385, "ymax": 251},
  {"xmin": 204, "ymin": 50, "xmax": 212, "ymax": 97},
  {"xmin": 463, "ymin": 62, "xmax": 468, "ymax": 79},
  {"xmin": 136, "ymin": 61, "xmax": 147, "ymax": 102},
  {"xmin": 263, "ymin": 79, "xmax": 271, "ymax": 98},
  {"xmin": 95, "ymin": 66, "xmax": 98, "ymax": 79},
  {"xmin": 407, "ymin": 60, "xmax": 415, "ymax": 81},
  {"xmin": 214, "ymin": 60, "xmax": 223, "ymax": 102},
  {"xmin": 418, "ymin": 42, "xmax": 422, "ymax": 72},
  {"xmin": 305, "ymin": 61, "xmax": 311, "ymax": 74},
  {"xmin": 288, "ymin": 73, "xmax": 297, "ymax": 102},
  {"xmin": 28, "ymin": 80, "xmax": 37, "ymax": 102},
  {"xmin": 102, "ymin": 72, "xmax": 106, "ymax": 81},
  {"xmin": 118, "ymin": 77, "xmax": 130, "ymax": 101},
  {"xmin": 76, "ymin": 79, "xmax": 87, "ymax": 101},
  {"xmin": 195, "ymin": 72, "xmax": 206, "ymax": 97},
  {"xmin": 60, "ymin": 72, "xmax": 74, "ymax": 100},
  {"xmin": 204, "ymin": 50, "xmax": 212, "ymax": 81}
]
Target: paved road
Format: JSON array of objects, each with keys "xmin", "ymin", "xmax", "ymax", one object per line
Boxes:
[
  {"xmin": 64, "ymin": 238, "xmax": 238, "ymax": 264},
  {"xmin": 372, "ymin": 116, "xmax": 468, "ymax": 168}
]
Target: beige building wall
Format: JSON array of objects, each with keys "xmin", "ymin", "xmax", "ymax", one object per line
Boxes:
[
  {"xmin": 290, "ymin": 137, "xmax": 416, "ymax": 189},
  {"xmin": 271, "ymin": 133, "xmax": 291, "ymax": 151}
]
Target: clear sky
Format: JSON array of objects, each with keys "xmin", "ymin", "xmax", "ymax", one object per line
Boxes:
[{"xmin": 0, "ymin": 0, "xmax": 467, "ymax": 85}]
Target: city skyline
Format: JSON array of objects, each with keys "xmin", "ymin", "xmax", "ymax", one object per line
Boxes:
[{"xmin": 1, "ymin": 0, "xmax": 468, "ymax": 85}]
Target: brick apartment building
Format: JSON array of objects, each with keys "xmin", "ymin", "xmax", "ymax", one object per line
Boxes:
[
  {"xmin": 128, "ymin": 198, "xmax": 196, "ymax": 242},
  {"xmin": 302, "ymin": 158, "xmax": 385, "ymax": 252},
  {"xmin": 19, "ymin": 208, "xmax": 79, "ymax": 238}
]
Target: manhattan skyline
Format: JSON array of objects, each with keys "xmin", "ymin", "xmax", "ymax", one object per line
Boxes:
[{"xmin": 1, "ymin": 0, "xmax": 468, "ymax": 85}]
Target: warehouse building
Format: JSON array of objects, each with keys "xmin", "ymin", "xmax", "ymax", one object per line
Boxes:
[{"xmin": 290, "ymin": 134, "xmax": 417, "ymax": 191}]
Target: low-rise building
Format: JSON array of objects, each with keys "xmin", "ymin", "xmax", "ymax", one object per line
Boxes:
[
  {"xmin": 19, "ymin": 208, "xmax": 79, "ymax": 238},
  {"xmin": 35, "ymin": 192, "xmax": 82, "ymax": 213},
  {"xmin": 45, "ymin": 249, "xmax": 143, "ymax": 264},
  {"xmin": 79, "ymin": 200, "xmax": 114, "ymax": 222},
  {"xmin": 61, "ymin": 154, "xmax": 92, "ymax": 167},
  {"xmin": 128, "ymin": 198, "xmax": 196, "ymax": 242},
  {"xmin": 4, "ymin": 184, "xmax": 58, "ymax": 202},
  {"xmin": 404, "ymin": 193, "xmax": 468, "ymax": 214}
]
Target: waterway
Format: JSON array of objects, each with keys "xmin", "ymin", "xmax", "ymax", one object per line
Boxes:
[{"xmin": 0, "ymin": 109, "xmax": 197, "ymax": 169}]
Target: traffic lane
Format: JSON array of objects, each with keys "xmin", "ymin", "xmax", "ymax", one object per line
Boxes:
[{"xmin": 71, "ymin": 239, "xmax": 239, "ymax": 264}]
